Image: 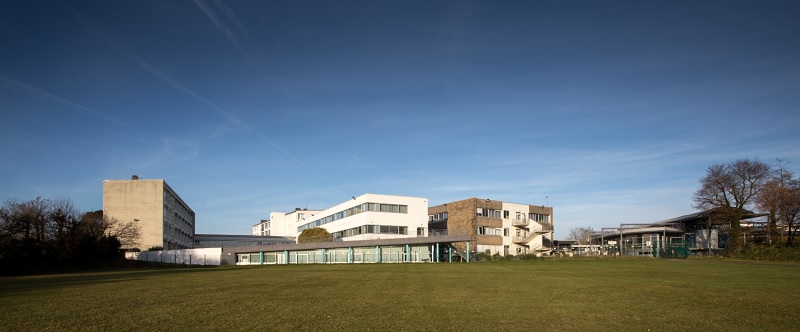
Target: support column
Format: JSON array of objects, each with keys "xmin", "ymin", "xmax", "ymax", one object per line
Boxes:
[
  {"xmin": 284, "ymin": 250, "xmax": 289, "ymax": 265},
  {"xmin": 348, "ymin": 247, "xmax": 353, "ymax": 264},
  {"xmin": 376, "ymin": 246, "xmax": 381, "ymax": 263},
  {"xmin": 466, "ymin": 241, "xmax": 471, "ymax": 262},
  {"xmin": 448, "ymin": 244, "xmax": 452, "ymax": 263},
  {"xmin": 259, "ymin": 251, "xmax": 264, "ymax": 265},
  {"xmin": 321, "ymin": 248, "xmax": 326, "ymax": 264},
  {"xmin": 435, "ymin": 243, "xmax": 440, "ymax": 263},
  {"xmin": 405, "ymin": 244, "xmax": 410, "ymax": 262}
]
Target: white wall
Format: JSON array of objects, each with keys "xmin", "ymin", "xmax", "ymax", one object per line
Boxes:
[
  {"xmin": 295, "ymin": 194, "xmax": 428, "ymax": 240},
  {"xmin": 126, "ymin": 248, "xmax": 222, "ymax": 265}
]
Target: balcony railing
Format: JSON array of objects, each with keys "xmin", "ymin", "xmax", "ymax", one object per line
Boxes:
[
  {"xmin": 532, "ymin": 222, "xmax": 553, "ymax": 233},
  {"xmin": 512, "ymin": 219, "xmax": 530, "ymax": 227},
  {"xmin": 512, "ymin": 234, "xmax": 554, "ymax": 248}
]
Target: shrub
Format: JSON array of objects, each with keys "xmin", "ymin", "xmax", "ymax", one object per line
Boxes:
[{"xmin": 734, "ymin": 245, "xmax": 800, "ymax": 261}]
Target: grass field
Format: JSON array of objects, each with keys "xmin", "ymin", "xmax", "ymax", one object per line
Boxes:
[{"xmin": 1, "ymin": 258, "xmax": 799, "ymax": 331}]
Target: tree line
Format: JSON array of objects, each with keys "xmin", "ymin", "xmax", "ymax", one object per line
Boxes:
[{"xmin": 0, "ymin": 196, "xmax": 141, "ymax": 274}]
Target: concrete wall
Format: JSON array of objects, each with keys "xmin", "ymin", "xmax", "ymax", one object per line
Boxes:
[
  {"xmin": 104, "ymin": 179, "xmax": 166, "ymax": 251},
  {"xmin": 103, "ymin": 179, "xmax": 195, "ymax": 250}
]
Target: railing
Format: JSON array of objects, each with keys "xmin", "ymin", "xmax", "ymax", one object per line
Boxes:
[
  {"xmin": 512, "ymin": 219, "xmax": 530, "ymax": 227},
  {"xmin": 513, "ymin": 234, "xmax": 539, "ymax": 244},
  {"xmin": 532, "ymin": 221, "xmax": 553, "ymax": 233},
  {"xmin": 425, "ymin": 229, "xmax": 472, "ymax": 237},
  {"xmin": 512, "ymin": 234, "xmax": 554, "ymax": 247}
]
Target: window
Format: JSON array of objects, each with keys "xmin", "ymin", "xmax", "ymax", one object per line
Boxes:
[
  {"xmin": 503, "ymin": 210, "xmax": 509, "ymax": 218},
  {"xmin": 503, "ymin": 228, "xmax": 509, "ymax": 237}
]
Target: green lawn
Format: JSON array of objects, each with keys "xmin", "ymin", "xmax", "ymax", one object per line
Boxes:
[{"xmin": 1, "ymin": 258, "xmax": 798, "ymax": 331}]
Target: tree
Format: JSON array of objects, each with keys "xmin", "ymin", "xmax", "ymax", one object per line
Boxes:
[
  {"xmin": 298, "ymin": 227, "xmax": 332, "ymax": 243},
  {"xmin": 693, "ymin": 158, "xmax": 771, "ymax": 254},
  {"xmin": 756, "ymin": 161, "xmax": 800, "ymax": 246},
  {"xmin": 79, "ymin": 211, "xmax": 142, "ymax": 250},
  {"xmin": 0, "ymin": 198, "xmax": 131, "ymax": 274},
  {"xmin": 568, "ymin": 227, "xmax": 595, "ymax": 245}
]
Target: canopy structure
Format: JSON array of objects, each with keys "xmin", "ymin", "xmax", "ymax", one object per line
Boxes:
[{"xmin": 592, "ymin": 208, "xmax": 767, "ymax": 256}]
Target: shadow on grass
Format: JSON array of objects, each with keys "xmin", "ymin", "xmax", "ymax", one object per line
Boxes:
[{"xmin": 0, "ymin": 263, "xmax": 224, "ymax": 296}]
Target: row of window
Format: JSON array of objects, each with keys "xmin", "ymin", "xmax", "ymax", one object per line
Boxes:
[
  {"xmin": 332, "ymin": 225, "xmax": 409, "ymax": 238},
  {"xmin": 477, "ymin": 227, "xmax": 550, "ymax": 238},
  {"xmin": 476, "ymin": 208, "xmax": 550, "ymax": 223},
  {"xmin": 236, "ymin": 245, "xmax": 433, "ymax": 264},
  {"xmin": 477, "ymin": 208, "xmax": 504, "ymax": 218},
  {"xmin": 430, "ymin": 211, "xmax": 550, "ymax": 222},
  {"xmin": 477, "ymin": 227, "xmax": 506, "ymax": 236},
  {"xmin": 429, "ymin": 212, "xmax": 448, "ymax": 222},
  {"xmin": 297, "ymin": 202, "xmax": 409, "ymax": 232},
  {"xmin": 530, "ymin": 213, "xmax": 549, "ymax": 222}
]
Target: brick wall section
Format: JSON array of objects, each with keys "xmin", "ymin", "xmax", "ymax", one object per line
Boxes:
[
  {"xmin": 476, "ymin": 199, "xmax": 503, "ymax": 210},
  {"xmin": 444, "ymin": 198, "xmax": 477, "ymax": 252}
]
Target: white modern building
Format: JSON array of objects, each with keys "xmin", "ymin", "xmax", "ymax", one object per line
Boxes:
[
  {"xmin": 103, "ymin": 176, "xmax": 195, "ymax": 250},
  {"xmin": 253, "ymin": 208, "xmax": 322, "ymax": 236},
  {"xmin": 255, "ymin": 194, "xmax": 429, "ymax": 242}
]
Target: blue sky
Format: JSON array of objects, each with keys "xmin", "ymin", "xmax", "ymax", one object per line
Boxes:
[{"xmin": 1, "ymin": 1, "xmax": 799, "ymax": 239}]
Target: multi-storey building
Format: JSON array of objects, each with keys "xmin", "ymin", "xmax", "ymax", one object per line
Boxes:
[
  {"xmin": 257, "ymin": 193, "xmax": 428, "ymax": 241},
  {"xmin": 428, "ymin": 198, "xmax": 553, "ymax": 256},
  {"xmin": 103, "ymin": 176, "xmax": 195, "ymax": 250},
  {"xmin": 253, "ymin": 208, "xmax": 322, "ymax": 237}
]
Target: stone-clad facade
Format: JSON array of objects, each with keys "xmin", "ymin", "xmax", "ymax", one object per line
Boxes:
[{"xmin": 429, "ymin": 198, "xmax": 553, "ymax": 257}]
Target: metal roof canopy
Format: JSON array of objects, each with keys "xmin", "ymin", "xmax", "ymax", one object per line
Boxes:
[
  {"xmin": 594, "ymin": 207, "xmax": 765, "ymax": 241},
  {"xmin": 649, "ymin": 207, "xmax": 765, "ymax": 227}
]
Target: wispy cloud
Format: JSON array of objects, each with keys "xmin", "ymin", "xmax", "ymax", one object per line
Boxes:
[
  {"xmin": 0, "ymin": 75, "xmax": 134, "ymax": 128},
  {"xmin": 193, "ymin": 0, "xmax": 255, "ymax": 60},
  {"xmin": 61, "ymin": 3, "xmax": 348, "ymax": 197}
]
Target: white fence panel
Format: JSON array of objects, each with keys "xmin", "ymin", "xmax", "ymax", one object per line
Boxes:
[{"xmin": 125, "ymin": 248, "xmax": 222, "ymax": 265}]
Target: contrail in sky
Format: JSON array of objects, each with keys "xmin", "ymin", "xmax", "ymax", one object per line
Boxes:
[
  {"xmin": 0, "ymin": 75, "xmax": 135, "ymax": 129},
  {"xmin": 60, "ymin": 2, "xmax": 349, "ymax": 196},
  {"xmin": 193, "ymin": 0, "xmax": 252, "ymax": 60}
]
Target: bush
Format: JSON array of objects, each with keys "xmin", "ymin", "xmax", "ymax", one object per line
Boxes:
[
  {"xmin": 734, "ymin": 245, "xmax": 800, "ymax": 262},
  {"xmin": 298, "ymin": 227, "xmax": 332, "ymax": 243}
]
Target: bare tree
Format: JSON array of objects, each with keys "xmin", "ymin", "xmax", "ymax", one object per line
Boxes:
[
  {"xmin": 48, "ymin": 197, "xmax": 80, "ymax": 242},
  {"xmin": 693, "ymin": 158, "xmax": 771, "ymax": 253},
  {"xmin": 107, "ymin": 217, "xmax": 142, "ymax": 250},
  {"xmin": 79, "ymin": 211, "xmax": 141, "ymax": 250},
  {"xmin": 756, "ymin": 161, "xmax": 800, "ymax": 246},
  {"xmin": 568, "ymin": 227, "xmax": 595, "ymax": 245}
]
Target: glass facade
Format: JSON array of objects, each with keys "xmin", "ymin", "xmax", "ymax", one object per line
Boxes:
[{"xmin": 235, "ymin": 245, "xmax": 436, "ymax": 265}]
